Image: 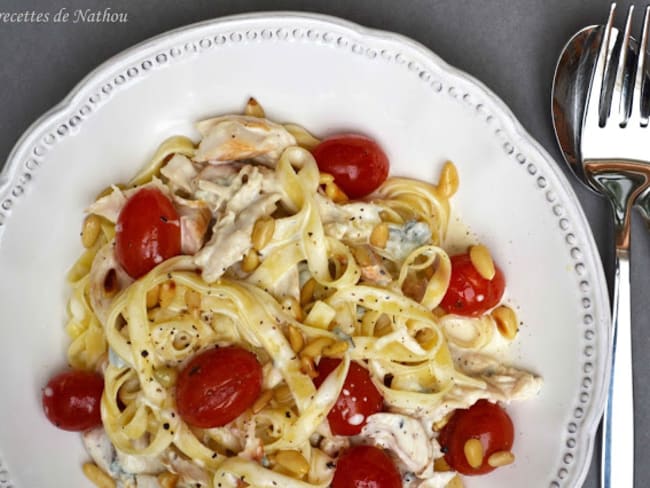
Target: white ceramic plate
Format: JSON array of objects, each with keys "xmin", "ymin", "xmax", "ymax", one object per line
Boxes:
[{"xmin": 0, "ymin": 12, "xmax": 609, "ymax": 488}]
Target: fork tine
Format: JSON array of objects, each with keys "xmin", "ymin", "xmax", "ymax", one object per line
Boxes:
[
  {"xmin": 613, "ymin": 6, "xmax": 634, "ymax": 125},
  {"xmin": 630, "ymin": 5, "xmax": 650, "ymax": 124},
  {"xmin": 585, "ymin": 3, "xmax": 617, "ymax": 129}
]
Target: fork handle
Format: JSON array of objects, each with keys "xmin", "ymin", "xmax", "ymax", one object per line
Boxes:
[{"xmin": 601, "ymin": 247, "xmax": 634, "ymax": 487}]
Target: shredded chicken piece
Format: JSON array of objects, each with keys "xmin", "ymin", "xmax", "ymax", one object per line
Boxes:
[
  {"xmin": 173, "ymin": 196, "xmax": 212, "ymax": 255},
  {"xmin": 194, "ymin": 115, "xmax": 296, "ymax": 165},
  {"xmin": 161, "ymin": 154, "xmax": 198, "ymax": 193}
]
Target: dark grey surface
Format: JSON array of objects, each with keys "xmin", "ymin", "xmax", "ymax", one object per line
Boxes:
[{"xmin": 0, "ymin": 0, "xmax": 648, "ymax": 486}]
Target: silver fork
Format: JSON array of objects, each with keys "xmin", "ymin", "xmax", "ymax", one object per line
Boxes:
[{"xmin": 581, "ymin": 4, "xmax": 650, "ymax": 487}]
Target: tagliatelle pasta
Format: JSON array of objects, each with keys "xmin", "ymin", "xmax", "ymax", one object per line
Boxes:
[{"xmin": 52, "ymin": 99, "xmax": 542, "ymax": 488}]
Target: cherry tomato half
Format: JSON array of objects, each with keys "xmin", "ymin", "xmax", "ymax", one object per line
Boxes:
[
  {"xmin": 311, "ymin": 134, "xmax": 389, "ymax": 199},
  {"xmin": 439, "ymin": 253, "xmax": 506, "ymax": 317},
  {"xmin": 176, "ymin": 346, "xmax": 263, "ymax": 428},
  {"xmin": 314, "ymin": 358, "xmax": 383, "ymax": 436},
  {"xmin": 42, "ymin": 370, "xmax": 104, "ymax": 432},
  {"xmin": 332, "ymin": 445, "xmax": 401, "ymax": 488},
  {"xmin": 438, "ymin": 399, "xmax": 514, "ymax": 475},
  {"xmin": 115, "ymin": 187, "xmax": 181, "ymax": 279}
]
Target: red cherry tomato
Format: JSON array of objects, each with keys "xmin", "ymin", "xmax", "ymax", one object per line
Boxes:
[
  {"xmin": 42, "ymin": 370, "xmax": 104, "ymax": 432},
  {"xmin": 311, "ymin": 134, "xmax": 389, "ymax": 199},
  {"xmin": 115, "ymin": 187, "xmax": 181, "ymax": 279},
  {"xmin": 314, "ymin": 358, "xmax": 383, "ymax": 436},
  {"xmin": 439, "ymin": 253, "xmax": 506, "ymax": 316},
  {"xmin": 438, "ymin": 399, "xmax": 514, "ymax": 475},
  {"xmin": 176, "ymin": 346, "xmax": 263, "ymax": 428},
  {"xmin": 332, "ymin": 445, "xmax": 401, "ymax": 488}
]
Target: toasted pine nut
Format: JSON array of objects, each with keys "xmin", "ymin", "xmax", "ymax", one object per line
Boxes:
[
  {"xmin": 281, "ymin": 296, "xmax": 303, "ymax": 321},
  {"xmin": 82, "ymin": 463, "xmax": 116, "ymax": 488},
  {"xmin": 369, "ymin": 222, "xmax": 390, "ymax": 249},
  {"xmin": 463, "ymin": 438, "xmax": 484, "ymax": 469},
  {"xmin": 352, "ymin": 245, "xmax": 373, "ymax": 267},
  {"xmin": 158, "ymin": 471, "xmax": 179, "ymax": 488},
  {"xmin": 300, "ymin": 278, "xmax": 317, "ymax": 305},
  {"xmin": 241, "ymin": 249, "xmax": 260, "ymax": 272},
  {"xmin": 273, "ymin": 384, "xmax": 293, "ymax": 404},
  {"xmin": 252, "ymin": 389, "xmax": 274, "ymax": 414},
  {"xmin": 415, "ymin": 328, "xmax": 437, "ymax": 348},
  {"xmin": 159, "ymin": 281, "xmax": 176, "ymax": 308},
  {"xmin": 185, "ymin": 288, "xmax": 202, "ymax": 313},
  {"xmin": 81, "ymin": 214, "xmax": 102, "ymax": 248},
  {"xmin": 437, "ymin": 161, "xmax": 459, "ymax": 198},
  {"xmin": 491, "ymin": 305, "xmax": 518, "ymax": 340},
  {"xmin": 300, "ymin": 355, "xmax": 318, "ymax": 378},
  {"xmin": 287, "ymin": 324, "xmax": 304, "ymax": 353},
  {"xmin": 275, "ymin": 450, "xmax": 310, "ymax": 478},
  {"xmin": 469, "ymin": 244, "xmax": 496, "ymax": 280},
  {"xmin": 153, "ymin": 366, "xmax": 178, "ymax": 388},
  {"xmin": 433, "ymin": 456, "xmax": 451, "ymax": 472},
  {"xmin": 325, "ymin": 181, "xmax": 348, "ymax": 203},
  {"xmin": 446, "ymin": 475, "xmax": 464, "ymax": 488},
  {"xmin": 322, "ymin": 340, "xmax": 349, "ymax": 357},
  {"xmin": 244, "ymin": 97, "xmax": 265, "ymax": 118},
  {"xmin": 319, "ymin": 173, "xmax": 335, "ymax": 185},
  {"xmin": 146, "ymin": 285, "xmax": 160, "ymax": 308},
  {"xmin": 487, "ymin": 450, "xmax": 515, "ymax": 467},
  {"xmin": 301, "ymin": 337, "xmax": 334, "ymax": 358},
  {"xmin": 252, "ymin": 216, "xmax": 275, "ymax": 251}
]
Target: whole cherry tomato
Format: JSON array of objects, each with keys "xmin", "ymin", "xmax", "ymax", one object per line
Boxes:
[
  {"xmin": 331, "ymin": 445, "xmax": 401, "ymax": 488},
  {"xmin": 176, "ymin": 346, "xmax": 263, "ymax": 428},
  {"xmin": 115, "ymin": 187, "xmax": 181, "ymax": 279},
  {"xmin": 42, "ymin": 370, "xmax": 104, "ymax": 431},
  {"xmin": 311, "ymin": 134, "xmax": 389, "ymax": 199},
  {"xmin": 438, "ymin": 399, "xmax": 514, "ymax": 475},
  {"xmin": 314, "ymin": 358, "xmax": 383, "ymax": 436},
  {"xmin": 439, "ymin": 253, "xmax": 506, "ymax": 316}
]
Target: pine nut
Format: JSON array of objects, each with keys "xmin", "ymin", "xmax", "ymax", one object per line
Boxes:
[
  {"xmin": 273, "ymin": 384, "xmax": 293, "ymax": 404},
  {"xmin": 281, "ymin": 296, "xmax": 303, "ymax": 321},
  {"xmin": 352, "ymin": 245, "xmax": 373, "ymax": 267},
  {"xmin": 491, "ymin": 305, "xmax": 518, "ymax": 340},
  {"xmin": 469, "ymin": 244, "xmax": 496, "ymax": 280},
  {"xmin": 244, "ymin": 97, "xmax": 266, "ymax": 118},
  {"xmin": 463, "ymin": 438, "xmax": 484, "ymax": 469},
  {"xmin": 146, "ymin": 285, "xmax": 160, "ymax": 308},
  {"xmin": 81, "ymin": 214, "xmax": 102, "ymax": 248},
  {"xmin": 300, "ymin": 278, "xmax": 317, "ymax": 305},
  {"xmin": 287, "ymin": 324, "xmax": 304, "ymax": 353},
  {"xmin": 369, "ymin": 222, "xmax": 389, "ymax": 249},
  {"xmin": 415, "ymin": 328, "xmax": 437, "ymax": 348},
  {"xmin": 322, "ymin": 340, "xmax": 349, "ymax": 357},
  {"xmin": 325, "ymin": 181, "xmax": 348, "ymax": 203},
  {"xmin": 153, "ymin": 366, "xmax": 178, "ymax": 388},
  {"xmin": 301, "ymin": 337, "xmax": 334, "ymax": 358},
  {"xmin": 159, "ymin": 281, "xmax": 176, "ymax": 308},
  {"xmin": 487, "ymin": 450, "xmax": 515, "ymax": 467},
  {"xmin": 82, "ymin": 463, "xmax": 116, "ymax": 488},
  {"xmin": 446, "ymin": 475, "xmax": 464, "ymax": 488},
  {"xmin": 437, "ymin": 161, "xmax": 459, "ymax": 198},
  {"xmin": 275, "ymin": 450, "xmax": 310, "ymax": 478},
  {"xmin": 185, "ymin": 288, "xmax": 202, "ymax": 313},
  {"xmin": 300, "ymin": 355, "xmax": 318, "ymax": 378},
  {"xmin": 252, "ymin": 389, "xmax": 274, "ymax": 414},
  {"xmin": 241, "ymin": 249, "xmax": 260, "ymax": 272},
  {"xmin": 252, "ymin": 216, "xmax": 275, "ymax": 251},
  {"xmin": 433, "ymin": 456, "xmax": 451, "ymax": 472},
  {"xmin": 158, "ymin": 472, "xmax": 179, "ymax": 488}
]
